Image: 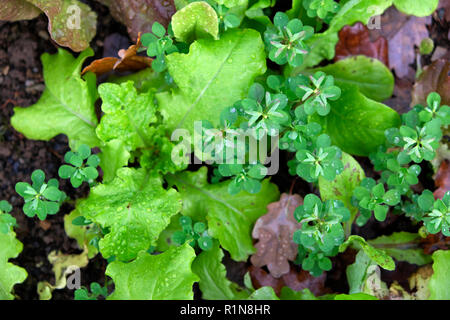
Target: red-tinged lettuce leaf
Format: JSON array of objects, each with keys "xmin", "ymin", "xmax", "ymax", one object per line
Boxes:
[
  {"xmin": 106, "ymin": 244, "xmax": 198, "ymax": 300},
  {"xmin": 0, "ymin": 0, "xmax": 41, "ymax": 21},
  {"xmin": 96, "ymin": 0, "xmax": 176, "ymax": 41},
  {"xmin": 11, "ymin": 48, "xmax": 100, "ymax": 149},
  {"xmin": 250, "ymin": 193, "xmax": 302, "ymax": 278},
  {"xmin": 27, "ymin": 0, "xmax": 97, "ymax": 52}
]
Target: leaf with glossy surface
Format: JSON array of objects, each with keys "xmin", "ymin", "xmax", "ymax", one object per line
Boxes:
[
  {"xmin": 171, "ymin": 1, "xmax": 219, "ymax": 43},
  {"xmin": 76, "ymin": 168, "xmax": 181, "ymax": 261},
  {"xmin": 0, "ymin": 215, "xmax": 28, "ymax": 300},
  {"xmin": 107, "ymin": 244, "xmax": 198, "ymax": 300},
  {"xmin": 11, "ymin": 49, "xmax": 100, "ymax": 148},
  {"xmin": 156, "ymin": 29, "xmax": 266, "ymax": 136},
  {"xmin": 167, "ymin": 167, "xmax": 279, "ymax": 261},
  {"xmin": 368, "ymin": 232, "xmax": 432, "ymax": 266},
  {"xmin": 429, "ymin": 250, "xmax": 450, "ymax": 299},
  {"xmin": 192, "ymin": 241, "xmax": 249, "ymax": 299},
  {"xmin": 312, "ymin": 83, "xmax": 401, "ymax": 156}
]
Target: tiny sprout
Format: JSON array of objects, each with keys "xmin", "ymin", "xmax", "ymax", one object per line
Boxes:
[
  {"xmin": 59, "ymin": 144, "xmax": 100, "ymax": 188},
  {"xmin": 15, "ymin": 170, "xmax": 65, "ymax": 220},
  {"xmin": 172, "ymin": 216, "xmax": 213, "ymax": 251}
]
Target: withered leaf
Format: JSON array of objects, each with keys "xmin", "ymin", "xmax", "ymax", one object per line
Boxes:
[
  {"xmin": 434, "ymin": 159, "xmax": 450, "ymax": 199},
  {"xmin": 370, "ymin": 7, "xmax": 431, "ymax": 79},
  {"xmin": 249, "ymin": 265, "xmax": 329, "ymax": 296},
  {"xmin": 0, "ymin": 0, "xmax": 41, "ymax": 21},
  {"xmin": 250, "ymin": 193, "xmax": 302, "ymax": 278},
  {"xmin": 82, "ymin": 33, "xmax": 153, "ymax": 76},
  {"xmin": 420, "ymin": 232, "xmax": 450, "ymax": 255},
  {"xmin": 335, "ymin": 22, "xmax": 388, "ymax": 66},
  {"xmin": 411, "ymin": 59, "xmax": 450, "ymax": 107},
  {"xmin": 96, "ymin": 0, "xmax": 176, "ymax": 41}
]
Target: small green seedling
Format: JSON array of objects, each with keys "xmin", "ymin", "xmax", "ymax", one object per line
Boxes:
[
  {"xmin": 59, "ymin": 144, "xmax": 100, "ymax": 188},
  {"xmin": 172, "ymin": 216, "xmax": 213, "ymax": 251},
  {"xmin": 15, "ymin": 170, "xmax": 65, "ymax": 220},
  {"xmin": 74, "ymin": 282, "xmax": 108, "ymax": 300}
]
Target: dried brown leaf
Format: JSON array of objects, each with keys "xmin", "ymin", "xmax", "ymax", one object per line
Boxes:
[
  {"xmin": 411, "ymin": 59, "xmax": 450, "ymax": 106},
  {"xmin": 96, "ymin": 0, "xmax": 176, "ymax": 41},
  {"xmin": 434, "ymin": 159, "xmax": 450, "ymax": 199},
  {"xmin": 370, "ymin": 7, "xmax": 431, "ymax": 79},
  {"xmin": 250, "ymin": 193, "xmax": 302, "ymax": 278},
  {"xmin": 82, "ymin": 33, "xmax": 153, "ymax": 76},
  {"xmin": 335, "ymin": 22, "xmax": 388, "ymax": 66},
  {"xmin": 28, "ymin": 0, "xmax": 97, "ymax": 52}
]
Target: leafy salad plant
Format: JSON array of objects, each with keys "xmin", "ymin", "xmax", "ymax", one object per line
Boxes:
[{"xmin": 1, "ymin": 0, "xmax": 449, "ymax": 301}]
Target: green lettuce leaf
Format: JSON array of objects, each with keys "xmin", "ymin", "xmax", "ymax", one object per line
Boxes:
[
  {"xmin": 313, "ymin": 83, "xmax": 401, "ymax": 156},
  {"xmin": 429, "ymin": 250, "xmax": 450, "ymax": 299},
  {"xmin": 156, "ymin": 28, "xmax": 266, "ymax": 136},
  {"xmin": 167, "ymin": 167, "xmax": 279, "ymax": 261},
  {"xmin": 64, "ymin": 207, "xmax": 99, "ymax": 259},
  {"xmin": 310, "ymin": 56, "xmax": 394, "ymax": 102},
  {"xmin": 106, "ymin": 244, "xmax": 198, "ymax": 300},
  {"xmin": 192, "ymin": 241, "xmax": 249, "ymax": 299},
  {"xmin": 11, "ymin": 48, "xmax": 100, "ymax": 148},
  {"xmin": 0, "ymin": 213, "xmax": 28, "ymax": 300},
  {"xmin": 77, "ymin": 168, "xmax": 181, "ymax": 261},
  {"xmin": 393, "ymin": 0, "xmax": 438, "ymax": 17},
  {"xmin": 98, "ymin": 139, "xmax": 130, "ymax": 183},
  {"xmin": 171, "ymin": 1, "xmax": 219, "ymax": 43}
]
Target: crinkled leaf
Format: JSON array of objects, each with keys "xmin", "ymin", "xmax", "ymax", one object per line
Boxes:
[
  {"xmin": 171, "ymin": 1, "xmax": 219, "ymax": 43},
  {"xmin": 76, "ymin": 168, "xmax": 181, "ymax": 261},
  {"xmin": 0, "ymin": 215, "xmax": 28, "ymax": 300},
  {"xmin": 367, "ymin": 232, "xmax": 432, "ymax": 266},
  {"xmin": 64, "ymin": 207, "xmax": 98, "ymax": 259},
  {"xmin": 250, "ymin": 193, "xmax": 302, "ymax": 278},
  {"xmin": 167, "ymin": 167, "xmax": 279, "ymax": 261},
  {"xmin": 312, "ymin": 83, "xmax": 401, "ymax": 156},
  {"xmin": 98, "ymin": 139, "xmax": 130, "ymax": 183},
  {"xmin": 106, "ymin": 244, "xmax": 198, "ymax": 300},
  {"xmin": 156, "ymin": 29, "xmax": 266, "ymax": 136},
  {"xmin": 429, "ymin": 250, "xmax": 450, "ymax": 299},
  {"xmin": 11, "ymin": 48, "xmax": 100, "ymax": 148},
  {"xmin": 192, "ymin": 241, "xmax": 249, "ymax": 300},
  {"xmin": 28, "ymin": 0, "xmax": 97, "ymax": 52},
  {"xmin": 340, "ymin": 235, "xmax": 395, "ymax": 270},
  {"xmin": 96, "ymin": 0, "xmax": 176, "ymax": 41}
]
